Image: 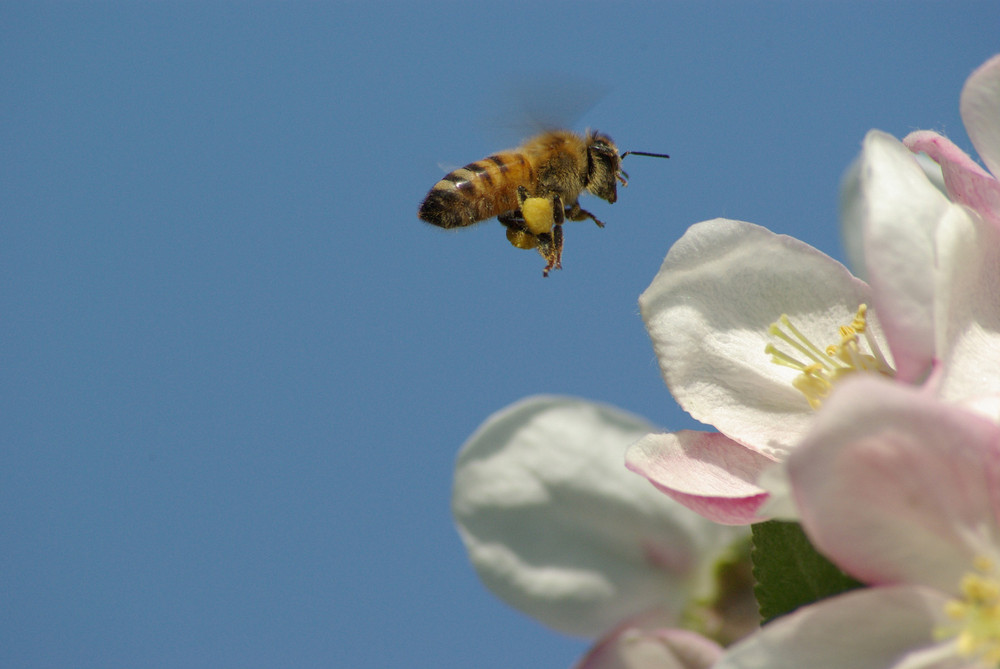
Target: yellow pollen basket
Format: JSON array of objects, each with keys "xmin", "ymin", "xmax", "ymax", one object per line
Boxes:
[
  {"xmin": 938, "ymin": 556, "xmax": 1000, "ymax": 664},
  {"xmin": 521, "ymin": 197, "xmax": 556, "ymax": 236},
  {"xmin": 764, "ymin": 304, "xmax": 894, "ymax": 409},
  {"xmin": 505, "ymin": 227, "xmax": 538, "ymax": 250}
]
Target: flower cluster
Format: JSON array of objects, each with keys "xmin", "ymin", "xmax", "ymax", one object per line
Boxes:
[{"xmin": 451, "ymin": 54, "xmax": 1000, "ymax": 668}]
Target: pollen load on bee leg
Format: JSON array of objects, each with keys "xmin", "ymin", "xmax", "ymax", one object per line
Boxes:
[
  {"xmin": 506, "ymin": 227, "xmax": 539, "ymax": 250},
  {"xmin": 520, "ymin": 197, "xmax": 556, "ymax": 236}
]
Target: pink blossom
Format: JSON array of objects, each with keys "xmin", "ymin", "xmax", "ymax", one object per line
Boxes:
[
  {"xmin": 626, "ymin": 215, "xmax": 895, "ymax": 525},
  {"xmin": 627, "ymin": 56, "xmax": 1000, "ymax": 523},
  {"xmin": 715, "ymin": 376, "xmax": 1000, "ymax": 668}
]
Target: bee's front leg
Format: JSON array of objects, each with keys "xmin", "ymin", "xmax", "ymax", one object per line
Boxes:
[{"xmin": 565, "ymin": 201, "xmax": 605, "ymax": 228}]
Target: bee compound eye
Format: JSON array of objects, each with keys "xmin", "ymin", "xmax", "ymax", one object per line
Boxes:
[{"xmin": 506, "ymin": 227, "xmax": 539, "ymax": 250}]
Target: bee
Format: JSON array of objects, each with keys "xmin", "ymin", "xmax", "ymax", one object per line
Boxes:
[{"xmin": 418, "ymin": 129, "xmax": 668, "ymax": 276}]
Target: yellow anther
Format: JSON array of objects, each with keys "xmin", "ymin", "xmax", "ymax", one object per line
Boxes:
[
  {"xmin": 975, "ymin": 556, "xmax": 996, "ymax": 573},
  {"xmin": 937, "ymin": 556, "xmax": 1000, "ymax": 665},
  {"xmin": 851, "ymin": 304, "xmax": 869, "ymax": 333},
  {"xmin": 765, "ymin": 304, "xmax": 894, "ymax": 409}
]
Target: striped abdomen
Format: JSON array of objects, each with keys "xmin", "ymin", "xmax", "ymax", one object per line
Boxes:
[{"xmin": 418, "ymin": 152, "xmax": 535, "ymax": 229}]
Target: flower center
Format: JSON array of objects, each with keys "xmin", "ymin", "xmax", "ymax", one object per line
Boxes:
[
  {"xmin": 938, "ymin": 556, "xmax": 1000, "ymax": 665},
  {"xmin": 764, "ymin": 304, "xmax": 894, "ymax": 409}
]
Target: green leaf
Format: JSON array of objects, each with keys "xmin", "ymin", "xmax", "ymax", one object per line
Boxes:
[{"xmin": 751, "ymin": 520, "xmax": 863, "ymax": 623}]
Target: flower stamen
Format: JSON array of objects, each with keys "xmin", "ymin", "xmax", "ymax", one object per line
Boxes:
[
  {"xmin": 765, "ymin": 304, "xmax": 894, "ymax": 409},
  {"xmin": 937, "ymin": 556, "xmax": 1000, "ymax": 665}
]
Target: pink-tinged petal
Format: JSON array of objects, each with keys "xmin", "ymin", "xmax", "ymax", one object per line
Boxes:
[
  {"xmin": 714, "ymin": 585, "xmax": 951, "ymax": 669},
  {"xmin": 935, "ymin": 195, "xmax": 1000, "ymax": 406},
  {"xmin": 453, "ymin": 396, "xmax": 746, "ymax": 638},
  {"xmin": 961, "ymin": 53, "xmax": 1000, "ymax": 182},
  {"xmin": 787, "ymin": 377, "xmax": 1000, "ymax": 593},
  {"xmin": 575, "ymin": 615, "xmax": 724, "ymax": 669},
  {"xmin": 640, "ymin": 218, "xmax": 874, "ymax": 457},
  {"xmin": 905, "ymin": 129, "xmax": 1000, "ymax": 231},
  {"xmin": 626, "ymin": 431, "xmax": 774, "ymax": 525},
  {"xmin": 858, "ymin": 130, "xmax": 946, "ymax": 382}
]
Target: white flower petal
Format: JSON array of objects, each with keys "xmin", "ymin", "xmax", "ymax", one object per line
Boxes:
[
  {"xmin": 961, "ymin": 53, "xmax": 1000, "ymax": 180},
  {"xmin": 639, "ymin": 219, "xmax": 872, "ymax": 457},
  {"xmin": 839, "ymin": 156, "xmax": 869, "ymax": 280},
  {"xmin": 453, "ymin": 396, "xmax": 743, "ymax": 637},
  {"xmin": 957, "ymin": 393, "xmax": 1000, "ymax": 424},
  {"xmin": 858, "ymin": 130, "xmax": 948, "ymax": 382},
  {"xmin": 714, "ymin": 586, "xmax": 951, "ymax": 669},
  {"xmin": 934, "ymin": 202, "xmax": 1000, "ymax": 405},
  {"xmin": 754, "ymin": 462, "xmax": 798, "ymax": 521},
  {"xmin": 841, "ymin": 152, "xmax": 947, "ymax": 282}
]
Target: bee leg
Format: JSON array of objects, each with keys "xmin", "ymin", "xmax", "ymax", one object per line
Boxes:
[
  {"xmin": 547, "ymin": 195, "xmax": 564, "ymax": 274},
  {"xmin": 513, "ymin": 189, "xmax": 562, "ymax": 276},
  {"xmin": 516, "ymin": 185, "xmax": 530, "ymax": 207},
  {"xmin": 518, "ymin": 187, "xmax": 558, "ymax": 235},
  {"xmin": 499, "ymin": 210, "xmax": 540, "ymax": 250},
  {"xmin": 551, "ymin": 195, "xmax": 566, "ymax": 226},
  {"xmin": 502, "ymin": 191, "xmax": 564, "ymax": 276},
  {"xmin": 498, "ymin": 208, "xmax": 525, "ymax": 228},
  {"xmin": 565, "ymin": 202, "xmax": 606, "ymax": 228},
  {"xmin": 544, "ymin": 224, "xmax": 564, "ymax": 277}
]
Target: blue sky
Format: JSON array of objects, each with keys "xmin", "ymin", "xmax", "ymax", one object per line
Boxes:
[{"xmin": 2, "ymin": 3, "xmax": 998, "ymax": 667}]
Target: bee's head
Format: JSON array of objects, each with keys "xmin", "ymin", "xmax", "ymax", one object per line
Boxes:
[{"xmin": 584, "ymin": 130, "xmax": 626, "ymax": 203}]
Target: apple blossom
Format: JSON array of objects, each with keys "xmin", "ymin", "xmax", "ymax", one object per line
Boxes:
[
  {"xmin": 626, "ymin": 212, "xmax": 898, "ymax": 524},
  {"xmin": 452, "ymin": 396, "xmax": 753, "ymax": 641},
  {"xmin": 714, "ymin": 377, "xmax": 1000, "ymax": 668},
  {"xmin": 900, "ymin": 54, "xmax": 1000, "ymax": 419},
  {"xmin": 627, "ymin": 116, "xmax": 1000, "ymax": 523},
  {"xmin": 451, "ymin": 51, "xmax": 1000, "ymax": 667},
  {"xmin": 843, "ymin": 54, "xmax": 1000, "ymax": 413}
]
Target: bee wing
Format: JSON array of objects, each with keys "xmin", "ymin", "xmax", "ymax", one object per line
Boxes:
[{"xmin": 487, "ymin": 73, "xmax": 613, "ymax": 143}]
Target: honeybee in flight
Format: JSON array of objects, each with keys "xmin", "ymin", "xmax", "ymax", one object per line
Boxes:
[{"xmin": 418, "ymin": 129, "xmax": 668, "ymax": 276}]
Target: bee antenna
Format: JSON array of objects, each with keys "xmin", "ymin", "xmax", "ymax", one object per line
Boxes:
[{"xmin": 620, "ymin": 150, "xmax": 671, "ymax": 160}]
